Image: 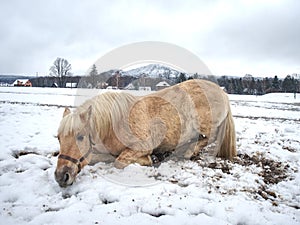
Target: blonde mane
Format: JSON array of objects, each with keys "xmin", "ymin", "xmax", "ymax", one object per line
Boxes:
[{"xmin": 58, "ymin": 92, "xmax": 137, "ymax": 139}]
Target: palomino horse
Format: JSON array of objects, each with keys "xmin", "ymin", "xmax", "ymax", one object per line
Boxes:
[{"xmin": 55, "ymin": 79, "xmax": 236, "ymax": 187}]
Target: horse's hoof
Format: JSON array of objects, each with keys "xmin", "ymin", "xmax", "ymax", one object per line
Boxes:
[
  {"xmin": 114, "ymin": 160, "xmax": 128, "ymax": 169},
  {"xmin": 151, "ymin": 155, "xmax": 161, "ymax": 167}
]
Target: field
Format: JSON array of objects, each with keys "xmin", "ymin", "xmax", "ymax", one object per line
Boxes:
[{"xmin": 0, "ymin": 87, "xmax": 299, "ymax": 225}]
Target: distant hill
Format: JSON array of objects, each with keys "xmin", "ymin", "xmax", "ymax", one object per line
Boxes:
[
  {"xmin": 122, "ymin": 64, "xmax": 182, "ymax": 79},
  {"xmin": 121, "ymin": 64, "xmax": 218, "ymax": 83},
  {"xmin": 84, "ymin": 63, "xmax": 218, "ymax": 89}
]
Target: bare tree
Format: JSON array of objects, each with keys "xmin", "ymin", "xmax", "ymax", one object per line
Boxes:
[{"xmin": 50, "ymin": 57, "xmax": 72, "ymax": 87}]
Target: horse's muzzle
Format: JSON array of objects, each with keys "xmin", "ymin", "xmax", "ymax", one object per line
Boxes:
[{"xmin": 54, "ymin": 166, "xmax": 76, "ymax": 187}]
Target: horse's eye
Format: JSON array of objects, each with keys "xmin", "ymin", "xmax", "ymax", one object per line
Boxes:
[{"xmin": 76, "ymin": 135, "xmax": 84, "ymax": 141}]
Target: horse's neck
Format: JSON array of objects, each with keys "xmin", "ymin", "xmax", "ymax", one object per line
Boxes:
[
  {"xmin": 89, "ymin": 126, "xmax": 109, "ymax": 154},
  {"xmin": 93, "ymin": 142, "xmax": 110, "ymax": 154}
]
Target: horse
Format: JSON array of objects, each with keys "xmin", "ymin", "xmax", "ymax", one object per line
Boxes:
[{"xmin": 55, "ymin": 79, "xmax": 236, "ymax": 187}]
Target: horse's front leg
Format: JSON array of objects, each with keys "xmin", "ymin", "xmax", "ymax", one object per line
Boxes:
[
  {"xmin": 114, "ymin": 148, "xmax": 153, "ymax": 169},
  {"xmin": 88, "ymin": 153, "xmax": 116, "ymax": 165}
]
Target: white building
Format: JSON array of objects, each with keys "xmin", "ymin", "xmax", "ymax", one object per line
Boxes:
[
  {"xmin": 66, "ymin": 82, "xmax": 77, "ymax": 88},
  {"xmin": 156, "ymin": 81, "xmax": 170, "ymax": 91},
  {"xmin": 139, "ymin": 86, "xmax": 152, "ymax": 91}
]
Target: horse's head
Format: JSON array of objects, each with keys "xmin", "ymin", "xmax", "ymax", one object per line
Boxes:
[{"xmin": 55, "ymin": 106, "xmax": 94, "ymax": 187}]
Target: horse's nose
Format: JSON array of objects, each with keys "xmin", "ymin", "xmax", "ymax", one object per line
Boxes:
[{"xmin": 54, "ymin": 166, "xmax": 74, "ymax": 187}]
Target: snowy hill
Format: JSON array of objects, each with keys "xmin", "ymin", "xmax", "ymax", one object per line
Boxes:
[{"xmin": 122, "ymin": 64, "xmax": 183, "ymax": 79}]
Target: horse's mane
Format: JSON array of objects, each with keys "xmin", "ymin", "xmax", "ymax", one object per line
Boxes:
[{"xmin": 58, "ymin": 92, "xmax": 136, "ymax": 139}]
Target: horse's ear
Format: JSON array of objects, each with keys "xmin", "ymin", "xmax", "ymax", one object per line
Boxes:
[
  {"xmin": 63, "ymin": 107, "xmax": 71, "ymax": 117},
  {"xmin": 80, "ymin": 105, "xmax": 92, "ymax": 124}
]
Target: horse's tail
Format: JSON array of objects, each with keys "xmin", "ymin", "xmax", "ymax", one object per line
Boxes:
[{"xmin": 217, "ymin": 107, "xmax": 237, "ymax": 160}]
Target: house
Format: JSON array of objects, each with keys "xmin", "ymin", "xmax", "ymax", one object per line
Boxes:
[
  {"xmin": 156, "ymin": 81, "xmax": 170, "ymax": 91},
  {"xmin": 106, "ymin": 86, "xmax": 118, "ymax": 90},
  {"xmin": 66, "ymin": 82, "xmax": 77, "ymax": 88},
  {"xmin": 96, "ymin": 82, "xmax": 108, "ymax": 89},
  {"xmin": 124, "ymin": 83, "xmax": 136, "ymax": 90},
  {"xmin": 139, "ymin": 86, "xmax": 152, "ymax": 91},
  {"xmin": 13, "ymin": 79, "xmax": 32, "ymax": 87},
  {"xmin": 220, "ymin": 86, "xmax": 227, "ymax": 93},
  {"xmin": 52, "ymin": 83, "xmax": 58, "ymax": 88},
  {"xmin": 0, "ymin": 82, "xmax": 11, "ymax": 87}
]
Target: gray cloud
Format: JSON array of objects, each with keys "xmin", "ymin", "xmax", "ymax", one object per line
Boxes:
[
  {"xmin": 0, "ymin": 0, "xmax": 299, "ymax": 76},
  {"xmin": 206, "ymin": 1, "xmax": 300, "ymax": 61}
]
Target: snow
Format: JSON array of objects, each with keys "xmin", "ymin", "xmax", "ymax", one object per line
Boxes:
[{"xmin": 0, "ymin": 87, "xmax": 299, "ymax": 225}]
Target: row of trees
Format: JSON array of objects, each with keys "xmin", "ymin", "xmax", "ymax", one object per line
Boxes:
[
  {"xmin": 217, "ymin": 75, "xmax": 299, "ymax": 95},
  {"xmin": 47, "ymin": 57, "xmax": 299, "ymax": 94},
  {"xmin": 176, "ymin": 72, "xmax": 299, "ymax": 95}
]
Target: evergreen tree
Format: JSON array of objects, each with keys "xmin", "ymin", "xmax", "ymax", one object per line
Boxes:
[
  {"xmin": 89, "ymin": 64, "xmax": 98, "ymax": 88},
  {"xmin": 256, "ymin": 80, "xmax": 263, "ymax": 95},
  {"xmin": 227, "ymin": 78, "xmax": 235, "ymax": 94},
  {"xmin": 236, "ymin": 78, "xmax": 243, "ymax": 94},
  {"xmin": 249, "ymin": 77, "xmax": 256, "ymax": 95},
  {"xmin": 177, "ymin": 73, "xmax": 187, "ymax": 83},
  {"xmin": 282, "ymin": 75, "xmax": 295, "ymax": 93},
  {"xmin": 263, "ymin": 77, "xmax": 272, "ymax": 93},
  {"xmin": 272, "ymin": 75, "xmax": 280, "ymax": 91}
]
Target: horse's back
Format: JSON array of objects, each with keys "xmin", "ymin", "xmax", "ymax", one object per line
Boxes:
[
  {"xmin": 128, "ymin": 79, "xmax": 230, "ymax": 153},
  {"xmin": 155, "ymin": 79, "xmax": 230, "ymax": 129}
]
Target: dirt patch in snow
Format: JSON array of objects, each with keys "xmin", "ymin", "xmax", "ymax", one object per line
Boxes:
[
  {"xmin": 190, "ymin": 152, "xmax": 298, "ymax": 206},
  {"xmin": 190, "ymin": 152, "xmax": 292, "ymax": 185},
  {"xmin": 12, "ymin": 150, "xmax": 40, "ymax": 159},
  {"xmin": 233, "ymin": 153, "xmax": 291, "ymax": 185}
]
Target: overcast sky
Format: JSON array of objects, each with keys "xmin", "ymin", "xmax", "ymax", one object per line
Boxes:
[{"xmin": 0, "ymin": 0, "xmax": 299, "ymax": 77}]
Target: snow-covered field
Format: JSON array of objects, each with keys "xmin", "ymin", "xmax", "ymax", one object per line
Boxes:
[{"xmin": 0, "ymin": 87, "xmax": 299, "ymax": 225}]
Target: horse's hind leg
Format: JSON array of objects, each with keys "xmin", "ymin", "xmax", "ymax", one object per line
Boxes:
[
  {"xmin": 136, "ymin": 155, "xmax": 153, "ymax": 166},
  {"xmin": 114, "ymin": 148, "xmax": 153, "ymax": 169},
  {"xmin": 186, "ymin": 138, "xmax": 208, "ymax": 159},
  {"xmin": 179, "ymin": 134, "xmax": 208, "ymax": 159}
]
